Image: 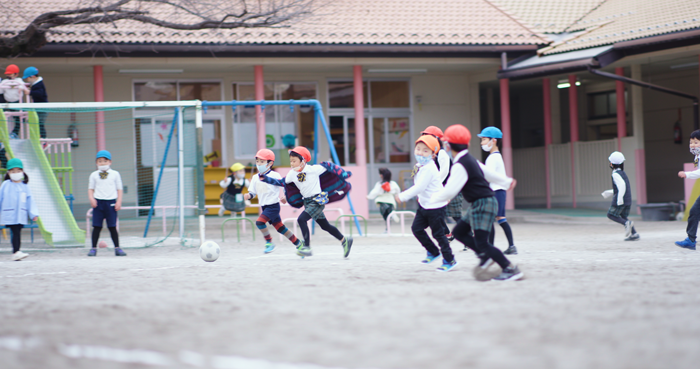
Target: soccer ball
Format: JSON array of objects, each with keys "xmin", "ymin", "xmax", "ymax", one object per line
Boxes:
[
  {"xmin": 98, "ymin": 241, "xmax": 108, "ymax": 248},
  {"xmin": 199, "ymin": 241, "xmax": 220, "ymax": 262}
]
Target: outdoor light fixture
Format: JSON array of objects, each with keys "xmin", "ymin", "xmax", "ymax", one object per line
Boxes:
[
  {"xmin": 557, "ymin": 79, "xmax": 581, "ymax": 89},
  {"xmin": 118, "ymin": 69, "xmax": 184, "ymax": 74},
  {"xmin": 367, "ymin": 69, "xmax": 427, "ymax": 73}
]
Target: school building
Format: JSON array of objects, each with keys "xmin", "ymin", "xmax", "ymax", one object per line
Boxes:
[{"xmin": 4, "ymin": 0, "xmax": 700, "ymax": 217}]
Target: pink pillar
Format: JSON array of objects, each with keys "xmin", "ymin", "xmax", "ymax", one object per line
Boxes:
[
  {"xmin": 254, "ymin": 65, "xmax": 265, "ymax": 151},
  {"xmin": 353, "ymin": 66, "xmax": 366, "ymax": 165},
  {"xmin": 543, "ymin": 78, "xmax": 552, "ymax": 209},
  {"xmin": 568, "ymin": 74, "xmax": 579, "ymax": 208},
  {"xmin": 499, "ymin": 78, "xmax": 514, "ymax": 210},
  {"xmin": 93, "ymin": 66, "xmax": 106, "ymax": 151},
  {"xmin": 616, "ymin": 67, "xmax": 627, "ymax": 150}
]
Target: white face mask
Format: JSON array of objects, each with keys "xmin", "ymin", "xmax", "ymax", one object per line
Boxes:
[
  {"xmin": 98, "ymin": 165, "xmax": 110, "ymax": 172},
  {"xmin": 9, "ymin": 172, "xmax": 24, "ymax": 182},
  {"xmin": 481, "ymin": 143, "xmax": 493, "ymax": 152},
  {"xmin": 691, "ymin": 147, "xmax": 700, "ymax": 156},
  {"xmin": 256, "ymin": 164, "xmax": 269, "ymax": 173},
  {"xmin": 235, "ymin": 173, "xmax": 246, "ymax": 179}
]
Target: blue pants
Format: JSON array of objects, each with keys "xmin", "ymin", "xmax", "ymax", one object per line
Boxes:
[{"xmin": 93, "ymin": 199, "xmax": 118, "ymax": 227}]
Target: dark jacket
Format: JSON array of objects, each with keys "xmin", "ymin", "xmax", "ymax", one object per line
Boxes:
[{"xmin": 29, "ymin": 80, "xmax": 48, "ymax": 103}]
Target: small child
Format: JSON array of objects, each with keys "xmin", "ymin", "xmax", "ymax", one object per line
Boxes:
[
  {"xmin": 244, "ymin": 149, "xmax": 303, "ymax": 254},
  {"xmin": 0, "ymin": 158, "xmax": 38, "ymax": 261},
  {"xmin": 22, "ymin": 66, "xmax": 48, "ymax": 138},
  {"xmin": 603, "ymin": 151, "xmax": 639, "ymax": 241},
  {"xmin": 0, "ymin": 64, "xmax": 29, "ymax": 138},
  {"xmin": 261, "ymin": 146, "xmax": 353, "ymax": 258},
  {"xmin": 676, "ymin": 130, "xmax": 700, "ymax": 250},
  {"xmin": 219, "ymin": 163, "xmax": 249, "ymax": 216},
  {"xmin": 366, "ymin": 167, "xmax": 400, "ymax": 231},
  {"xmin": 395, "ymin": 135, "xmax": 456, "ymax": 272},
  {"xmin": 478, "ymin": 126, "xmax": 517, "ymax": 254},
  {"xmin": 87, "ymin": 150, "xmax": 126, "ymax": 257}
]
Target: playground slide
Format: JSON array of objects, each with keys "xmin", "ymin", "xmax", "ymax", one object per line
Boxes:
[{"xmin": 0, "ymin": 111, "xmax": 85, "ymax": 246}]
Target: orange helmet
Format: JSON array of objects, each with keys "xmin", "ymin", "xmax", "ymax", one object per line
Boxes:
[
  {"xmin": 415, "ymin": 135, "xmax": 440, "ymax": 154},
  {"xmin": 421, "ymin": 126, "xmax": 444, "ymax": 139},
  {"xmin": 443, "ymin": 125, "xmax": 472, "ymax": 145},
  {"xmin": 290, "ymin": 146, "xmax": 311, "ymax": 162},
  {"xmin": 4, "ymin": 64, "xmax": 19, "ymax": 75},
  {"xmin": 255, "ymin": 149, "xmax": 275, "ymax": 162}
]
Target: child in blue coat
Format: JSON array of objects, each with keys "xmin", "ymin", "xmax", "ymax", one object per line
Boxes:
[{"xmin": 0, "ymin": 158, "xmax": 39, "ymax": 261}]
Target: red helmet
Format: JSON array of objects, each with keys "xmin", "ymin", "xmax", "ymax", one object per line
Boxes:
[
  {"xmin": 421, "ymin": 126, "xmax": 444, "ymax": 139},
  {"xmin": 443, "ymin": 125, "xmax": 472, "ymax": 145},
  {"xmin": 255, "ymin": 149, "xmax": 275, "ymax": 162},
  {"xmin": 290, "ymin": 146, "xmax": 311, "ymax": 162},
  {"xmin": 4, "ymin": 64, "xmax": 19, "ymax": 75}
]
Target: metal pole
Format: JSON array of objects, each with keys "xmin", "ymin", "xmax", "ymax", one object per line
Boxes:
[
  {"xmin": 195, "ymin": 102, "xmax": 206, "ymax": 245},
  {"xmin": 177, "ymin": 106, "xmax": 185, "ymax": 239},
  {"xmin": 143, "ymin": 108, "xmax": 178, "ymax": 237}
]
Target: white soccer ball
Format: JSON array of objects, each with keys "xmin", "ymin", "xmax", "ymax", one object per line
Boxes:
[{"xmin": 199, "ymin": 241, "xmax": 220, "ymax": 262}]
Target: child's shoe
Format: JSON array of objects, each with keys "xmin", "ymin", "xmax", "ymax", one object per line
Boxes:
[
  {"xmin": 504, "ymin": 245, "xmax": 518, "ymax": 255},
  {"xmin": 87, "ymin": 248, "xmax": 97, "ymax": 257},
  {"xmin": 341, "ymin": 237, "xmax": 353, "ymax": 258},
  {"xmin": 115, "ymin": 247, "xmax": 127, "ymax": 256},
  {"xmin": 296, "ymin": 242, "xmax": 312, "ymax": 257},
  {"xmin": 493, "ymin": 264, "xmax": 524, "ymax": 281},
  {"xmin": 264, "ymin": 242, "xmax": 275, "ymax": 254},
  {"xmin": 12, "ymin": 251, "xmax": 28, "ymax": 261},
  {"xmin": 436, "ymin": 259, "xmax": 458, "ymax": 272},
  {"xmin": 624, "ymin": 220, "xmax": 634, "ymax": 238},
  {"xmin": 446, "ymin": 233, "xmax": 455, "ymax": 242},
  {"xmin": 625, "ymin": 233, "xmax": 640, "ymax": 241},
  {"xmin": 675, "ymin": 238, "xmax": 696, "ymax": 250},
  {"xmin": 421, "ymin": 252, "xmax": 440, "ymax": 264}
]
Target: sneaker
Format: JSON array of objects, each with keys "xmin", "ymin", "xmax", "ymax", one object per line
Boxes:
[
  {"xmin": 472, "ymin": 253, "xmax": 495, "ymax": 281},
  {"xmin": 421, "ymin": 252, "xmax": 441, "ymax": 264},
  {"xmin": 264, "ymin": 242, "xmax": 276, "ymax": 254},
  {"xmin": 12, "ymin": 251, "xmax": 28, "ymax": 261},
  {"xmin": 342, "ymin": 237, "xmax": 353, "ymax": 258},
  {"xmin": 436, "ymin": 259, "xmax": 458, "ymax": 272},
  {"xmin": 624, "ymin": 220, "xmax": 633, "ymax": 238},
  {"xmin": 493, "ymin": 264, "xmax": 524, "ymax": 281},
  {"xmin": 218, "ymin": 206, "xmax": 225, "ymax": 217},
  {"xmin": 675, "ymin": 238, "xmax": 696, "ymax": 250},
  {"xmin": 504, "ymin": 245, "xmax": 518, "ymax": 255},
  {"xmin": 115, "ymin": 247, "xmax": 127, "ymax": 256},
  {"xmin": 625, "ymin": 233, "xmax": 640, "ymax": 241},
  {"xmin": 87, "ymin": 248, "xmax": 97, "ymax": 257},
  {"xmin": 9, "ymin": 133, "xmax": 18, "ymax": 139},
  {"xmin": 446, "ymin": 233, "xmax": 455, "ymax": 242},
  {"xmin": 296, "ymin": 242, "xmax": 312, "ymax": 257},
  {"xmin": 391, "ymin": 214, "xmax": 399, "ymax": 223},
  {"xmin": 477, "ymin": 253, "xmax": 493, "ymax": 269}
]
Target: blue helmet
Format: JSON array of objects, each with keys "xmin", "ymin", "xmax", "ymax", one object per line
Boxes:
[
  {"xmin": 96, "ymin": 150, "xmax": 112, "ymax": 160},
  {"xmin": 23, "ymin": 66, "xmax": 39, "ymax": 79},
  {"xmin": 477, "ymin": 126, "xmax": 503, "ymax": 139}
]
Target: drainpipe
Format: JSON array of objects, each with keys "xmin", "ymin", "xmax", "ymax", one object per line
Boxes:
[{"xmin": 543, "ymin": 78, "xmax": 552, "ymax": 209}]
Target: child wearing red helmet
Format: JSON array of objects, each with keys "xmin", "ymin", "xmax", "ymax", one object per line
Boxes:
[
  {"xmin": 0, "ymin": 64, "xmax": 29, "ymax": 139},
  {"xmin": 243, "ymin": 149, "xmax": 303, "ymax": 254}
]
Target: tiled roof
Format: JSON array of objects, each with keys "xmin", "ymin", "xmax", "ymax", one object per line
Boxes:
[
  {"xmin": 541, "ymin": 0, "xmax": 700, "ymax": 54},
  {"xmin": 0, "ymin": 0, "xmax": 548, "ymax": 46},
  {"xmin": 490, "ymin": 0, "xmax": 605, "ymax": 34}
]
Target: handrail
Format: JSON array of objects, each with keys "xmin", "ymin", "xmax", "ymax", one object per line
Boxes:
[{"xmin": 386, "ymin": 211, "xmax": 417, "ymax": 236}]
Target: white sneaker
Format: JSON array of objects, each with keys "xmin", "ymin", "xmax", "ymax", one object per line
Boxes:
[
  {"xmin": 218, "ymin": 206, "xmax": 225, "ymax": 217},
  {"xmin": 12, "ymin": 251, "xmax": 28, "ymax": 261},
  {"xmin": 391, "ymin": 214, "xmax": 399, "ymax": 223},
  {"xmin": 624, "ymin": 220, "xmax": 633, "ymax": 238}
]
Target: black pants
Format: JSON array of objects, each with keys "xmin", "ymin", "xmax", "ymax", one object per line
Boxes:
[
  {"xmin": 7, "ymin": 224, "xmax": 23, "ymax": 253},
  {"xmin": 452, "ymin": 219, "xmax": 510, "ymax": 269},
  {"xmin": 412, "ymin": 206, "xmax": 454, "ymax": 263},
  {"xmin": 297, "ymin": 211, "xmax": 343, "ymax": 247},
  {"xmin": 687, "ymin": 198, "xmax": 700, "ymax": 242},
  {"xmin": 379, "ymin": 203, "xmax": 394, "ymax": 222}
]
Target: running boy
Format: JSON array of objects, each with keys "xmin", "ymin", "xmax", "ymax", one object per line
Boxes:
[
  {"xmin": 367, "ymin": 168, "xmax": 400, "ymax": 232},
  {"xmin": 244, "ymin": 149, "xmax": 303, "ymax": 254},
  {"xmin": 395, "ymin": 135, "xmax": 456, "ymax": 272},
  {"xmin": 478, "ymin": 126, "xmax": 517, "ymax": 254},
  {"xmin": 432, "ymin": 125, "xmax": 523, "ymax": 281},
  {"xmin": 261, "ymin": 146, "xmax": 353, "ymax": 258},
  {"xmin": 603, "ymin": 151, "xmax": 639, "ymax": 241},
  {"xmin": 88, "ymin": 150, "xmax": 126, "ymax": 256},
  {"xmin": 675, "ymin": 130, "xmax": 700, "ymax": 250}
]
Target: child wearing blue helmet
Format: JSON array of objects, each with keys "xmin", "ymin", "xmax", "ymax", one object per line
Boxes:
[
  {"xmin": 87, "ymin": 150, "xmax": 126, "ymax": 256},
  {"xmin": 478, "ymin": 126, "xmax": 517, "ymax": 255}
]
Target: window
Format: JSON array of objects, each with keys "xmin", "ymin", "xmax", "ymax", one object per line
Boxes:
[
  {"xmin": 134, "ymin": 82, "xmax": 177, "ymax": 101},
  {"xmin": 588, "ymin": 90, "xmax": 625, "ymax": 120},
  {"xmin": 134, "ymin": 81, "xmax": 222, "ymax": 102},
  {"xmin": 329, "ymin": 81, "xmax": 368, "ymax": 108}
]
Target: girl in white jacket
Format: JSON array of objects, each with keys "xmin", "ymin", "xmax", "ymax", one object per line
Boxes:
[{"xmin": 367, "ymin": 168, "xmax": 401, "ymax": 232}]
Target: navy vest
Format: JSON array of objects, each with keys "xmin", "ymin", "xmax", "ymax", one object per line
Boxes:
[
  {"xmin": 456, "ymin": 152, "xmax": 494, "ymax": 202},
  {"xmin": 611, "ymin": 169, "xmax": 632, "ymax": 206}
]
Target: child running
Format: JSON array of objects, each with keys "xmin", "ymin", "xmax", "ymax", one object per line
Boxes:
[
  {"xmin": 366, "ymin": 168, "xmax": 400, "ymax": 232},
  {"xmin": 675, "ymin": 130, "xmax": 700, "ymax": 250},
  {"xmin": 218, "ymin": 163, "xmax": 249, "ymax": 216},
  {"xmin": 395, "ymin": 135, "xmax": 456, "ymax": 272},
  {"xmin": 603, "ymin": 151, "xmax": 640, "ymax": 241},
  {"xmin": 432, "ymin": 125, "xmax": 523, "ymax": 281},
  {"xmin": 244, "ymin": 149, "xmax": 303, "ymax": 254},
  {"xmin": 0, "ymin": 158, "xmax": 38, "ymax": 261},
  {"xmin": 261, "ymin": 146, "xmax": 353, "ymax": 258},
  {"xmin": 87, "ymin": 150, "xmax": 126, "ymax": 256},
  {"xmin": 478, "ymin": 127, "xmax": 517, "ymax": 254}
]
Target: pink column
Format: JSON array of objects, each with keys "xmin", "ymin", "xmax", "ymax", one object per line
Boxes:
[
  {"xmin": 353, "ymin": 66, "xmax": 366, "ymax": 165},
  {"xmin": 254, "ymin": 65, "xmax": 265, "ymax": 151},
  {"xmin": 543, "ymin": 78, "xmax": 552, "ymax": 209},
  {"xmin": 499, "ymin": 78, "xmax": 514, "ymax": 210},
  {"xmin": 568, "ymin": 74, "xmax": 579, "ymax": 208},
  {"xmin": 616, "ymin": 67, "xmax": 627, "ymax": 150},
  {"xmin": 93, "ymin": 66, "xmax": 106, "ymax": 151}
]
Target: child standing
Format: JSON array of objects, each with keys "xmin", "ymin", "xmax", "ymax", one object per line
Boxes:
[
  {"xmin": 395, "ymin": 135, "xmax": 456, "ymax": 272},
  {"xmin": 603, "ymin": 151, "xmax": 639, "ymax": 241},
  {"xmin": 22, "ymin": 66, "xmax": 48, "ymax": 138},
  {"xmin": 676, "ymin": 130, "xmax": 700, "ymax": 250},
  {"xmin": 87, "ymin": 150, "xmax": 126, "ymax": 257},
  {"xmin": 218, "ymin": 163, "xmax": 249, "ymax": 216},
  {"xmin": 0, "ymin": 158, "xmax": 38, "ymax": 261},
  {"xmin": 432, "ymin": 125, "xmax": 523, "ymax": 281},
  {"xmin": 0, "ymin": 64, "xmax": 29, "ymax": 138},
  {"xmin": 262, "ymin": 146, "xmax": 353, "ymax": 258},
  {"xmin": 244, "ymin": 149, "xmax": 303, "ymax": 254},
  {"xmin": 478, "ymin": 126, "xmax": 517, "ymax": 254},
  {"xmin": 367, "ymin": 168, "xmax": 400, "ymax": 232}
]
